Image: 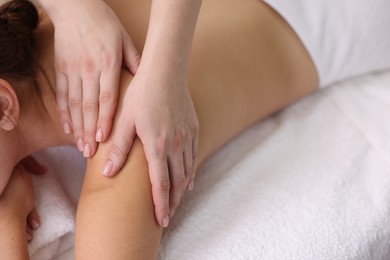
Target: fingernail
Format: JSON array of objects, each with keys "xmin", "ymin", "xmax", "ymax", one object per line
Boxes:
[
  {"xmin": 77, "ymin": 138, "xmax": 84, "ymax": 152},
  {"xmin": 96, "ymin": 128, "xmax": 103, "ymax": 142},
  {"xmin": 188, "ymin": 180, "xmax": 194, "ymax": 191},
  {"xmin": 163, "ymin": 216, "xmax": 170, "ymax": 228},
  {"xmin": 63, "ymin": 122, "xmax": 71, "ymax": 135},
  {"xmin": 26, "ymin": 233, "xmax": 32, "ymax": 242},
  {"xmin": 103, "ymin": 161, "xmax": 113, "ymax": 176},
  {"xmin": 31, "ymin": 219, "xmax": 40, "ymax": 230},
  {"xmin": 170, "ymin": 210, "xmax": 175, "ymax": 218},
  {"xmin": 83, "ymin": 143, "xmax": 91, "ymax": 157}
]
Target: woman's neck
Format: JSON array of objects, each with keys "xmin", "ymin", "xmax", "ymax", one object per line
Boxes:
[
  {"xmin": 0, "ymin": 11, "xmax": 75, "ymax": 194},
  {"xmin": 9, "ymin": 11, "xmax": 75, "ymax": 161},
  {"xmin": 21, "ymin": 10, "xmax": 76, "ymax": 154},
  {"xmin": 0, "ymin": 68, "xmax": 74, "ymax": 193},
  {"xmin": 19, "ymin": 69, "xmax": 75, "ymax": 154}
]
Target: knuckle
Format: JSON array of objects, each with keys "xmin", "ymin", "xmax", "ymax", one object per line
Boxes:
[
  {"xmin": 56, "ymin": 89, "xmax": 67, "ymax": 99},
  {"xmin": 154, "ymin": 134, "xmax": 169, "ymax": 157},
  {"xmin": 68, "ymin": 97, "xmax": 82, "ymax": 109},
  {"xmin": 55, "ymin": 60, "xmax": 67, "ymax": 71},
  {"xmin": 83, "ymin": 100, "xmax": 98, "ymax": 113},
  {"xmin": 158, "ymin": 179, "xmax": 171, "ymax": 192},
  {"xmin": 82, "ymin": 56, "xmax": 95, "ymax": 75},
  {"xmin": 110, "ymin": 143, "xmax": 126, "ymax": 159},
  {"xmin": 184, "ymin": 129, "xmax": 192, "ymax": 143},
  {"xmin": 101, "ymin": 49, "xmax": 115, "ymax": 70},
  {"xmin": 99, "ymin": 91, "xmax": 115, "ymax": 105},
  {"xmin": 173, "ymin": 176, "xmax": 186, "ymax": 190},
  {"xmin": 173, "ymin": 135, "xmax": 183, "ymax": 152}
]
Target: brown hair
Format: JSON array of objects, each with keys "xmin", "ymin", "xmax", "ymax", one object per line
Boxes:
[
  {"xmin": 0, "ymin": 0, "xmax": 39, "ymax": 79},
  {"xmin": 0, "ymin": 0, "xmax": 40, "ymax": 109}
]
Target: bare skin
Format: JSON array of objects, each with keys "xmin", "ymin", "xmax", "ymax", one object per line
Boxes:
[
  {"xmin": 75, "ymin": 0, "xmax": 318, "ymax": 258},
  {"xmin": 0, "ymin": 167, "xmax": 36, "ymax": 260},
  {"xmin": 0, "ymin": 0, "xmax": 318, "ymax": 258}
]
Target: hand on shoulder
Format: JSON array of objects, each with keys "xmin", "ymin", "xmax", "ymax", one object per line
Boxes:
[{"xmin": 39, "ymin": 0, "xmax": 140, "ymax": 158}]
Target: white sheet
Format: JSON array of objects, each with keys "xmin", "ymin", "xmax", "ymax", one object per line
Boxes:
[{"xmin": 31, "ymin": 69, "xmax": 390, "ymax": 259}]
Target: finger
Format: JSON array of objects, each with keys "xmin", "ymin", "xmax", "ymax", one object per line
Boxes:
[
  {"xmin": 28, "ymin": 208, "xmax": 40, "ymax": 231},
  {"xmin": 192, "ymin": 128, "xmax": 199, "ymax": 163},
  {"xmin": 147, "ymin": 154, "xmax": 170, "ymax": 228},
  {"xmin": 103, "ymin": 119, "xmax": 136, "ymax": 177},
  {"xmin": 183, "ymin": 138, "xmax": 194, "ymax": 184},
  {"xmin": 122, "ymin": 30, "xmax": 141, "ymax": 75},
  {"xmin": 82, "ymin": 72, "xmax": 100, "ymax": 158},
  {"xmin": 26, "ymin": 226, "xmax": 33, "ymax": 243},
  {"xmin": 55, "ymin": 67, "xmax": 73, "ymax": 135},
  {"xmin": 168, "ymin": 153, "xmax": 186, "ymax": 215},
  {"xmin": 188, "ymin": 136, "xmax": 199, "ymax": 191},
  {"xmin": 68, "ymin": 77, "xmax": 84, "ymax": 152},
  {"xmin": 96, "ymin": 59, "xmax": 121, "ymax": 143},
  {"xmin": 21, "ymin": 156, "xmax": 47, "ymax": 175}
]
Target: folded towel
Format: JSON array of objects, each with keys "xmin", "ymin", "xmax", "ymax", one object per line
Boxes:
[{"xmin": 28, "ymin": 152, "xmax": 76, "ymax": 260}]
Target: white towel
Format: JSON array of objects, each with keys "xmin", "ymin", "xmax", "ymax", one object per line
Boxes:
[
  {"xmin": 28, "ymin": 148, "xmax": 79, "ymax": 260},
  {"xmin": 158, "ymin": 70, "xmax": 390, "ymax": 259},
  {"xmin": 28, "ymin": 70, "xmax": 390, "ymax": 259}
]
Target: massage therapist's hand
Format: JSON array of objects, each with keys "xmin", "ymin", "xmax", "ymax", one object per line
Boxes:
[
  {"xmin": 0, "ymin": 165, "xmax": 41, "ymax": 243},
  {"xmin": 38, "ymin": 0, "xmax": 140, "ymax": 156},
  {"xmin": 104, "ymin": 69, "xmax": 199, "ymax": 228}
]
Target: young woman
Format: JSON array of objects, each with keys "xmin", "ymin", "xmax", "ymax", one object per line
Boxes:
[{"xmin": 0, "ymin": 0, "xmax": 388, "ymax": 258}]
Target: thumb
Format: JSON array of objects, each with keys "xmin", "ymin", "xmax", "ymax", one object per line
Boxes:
[
  {"xmin": 103, "ymin": 120, "xmax": 137, "ymax": 177},
  {"xmin": 122, "ymin": 30, "xmax": 141, "ymax": 75}
]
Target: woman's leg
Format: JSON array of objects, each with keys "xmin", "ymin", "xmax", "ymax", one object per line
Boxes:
[{"xmin": 75, "ymin": 0, "xmax": 319, "ymax": 258}]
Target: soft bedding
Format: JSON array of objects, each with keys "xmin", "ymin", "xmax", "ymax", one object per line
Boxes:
[{"xmin": 29, "ymin": 69, "xmax": 390, "ymax": 259}]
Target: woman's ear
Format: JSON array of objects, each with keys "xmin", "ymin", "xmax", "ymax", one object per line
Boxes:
[{"xmin": 0, "ymin": 79, "xmax": 20, "ymax": 131}]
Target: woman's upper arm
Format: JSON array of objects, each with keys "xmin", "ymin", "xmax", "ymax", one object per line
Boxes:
[{"xmin": 75, "ymin": 138, "xmax": 162, "ymax": 259}]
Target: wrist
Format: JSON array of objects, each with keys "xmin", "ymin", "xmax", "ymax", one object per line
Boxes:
[
  {"xmin": 38, "ymin": 0, "xmax": 94, "ymax": 23},
  {"xmin": 138, "ymin": 56, "xmax": 189, "ymax": 83},
  {"xmin": 137, "ymin": 65, "xmax": 188, "ymax": 91}
]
